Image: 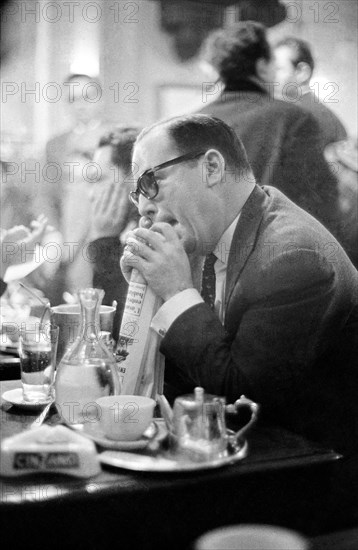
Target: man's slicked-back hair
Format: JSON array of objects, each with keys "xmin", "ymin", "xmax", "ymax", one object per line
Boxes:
[
  {"xmin": 275, "ymin": 37, "xmax": 315, "ymax": 73},
  {"xmin": 201, "ymin": 21, "xmax": 271, "ymax": 85},
  {"xmin": 99, "ymin": 126, "xmax": 141, "ymax": 174},
  {"xmin": 136, "ymin": 114, "xmax": 252, "ymax": 175}
]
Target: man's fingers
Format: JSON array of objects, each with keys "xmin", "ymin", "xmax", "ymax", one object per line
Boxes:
[
  {"xmin": 125, "ymin": 236, "xmax": 153, "ymax": 260},
  {"xmin": 150, "ymin": 222, "xmax": 180, "ymax": 242},
  {"xmin": 5, "ymin": 226, "xmax": 30, "ymax": 241},
  {"xmin": 92, "ymin": 181, "xmax": 119, "ymax": 212},
  {"xmin": 90, "ymin": 183, "xmax": 104, "ymax": 204},
  {"xmin": 132, "ymin": 227, "xmax": 168, "ymax": 248},
  {"xmin": 31, "ymin": 215, "xmax": 48, "ymax": 228},
  {"xmin": 37, "ymin": 214, "xmax": 47, "ymax": 224},
  {"xmin": 120, "ymin": 255, "xmax": 132, "ymax": 283},
  {"xmin": 26, "ymin": 220, "xmax": 48, "ymax": 244},
  {"xmin": 121, "ymin": 246, "xmax": 146, "ymax": 277}
]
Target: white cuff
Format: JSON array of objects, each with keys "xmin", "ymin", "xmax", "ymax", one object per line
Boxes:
[{"xmin": 151, "ymin": 289, "xmax": 204, "ymax": 337}]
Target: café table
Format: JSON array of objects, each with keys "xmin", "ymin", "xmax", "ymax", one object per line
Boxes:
[
  {"xmin": 0, "ymin": 352, "xmax": 20, "ymax": 381},
  {"xmin": 0, "ymin": 380, "xmax": 354, "ymax": 550}
]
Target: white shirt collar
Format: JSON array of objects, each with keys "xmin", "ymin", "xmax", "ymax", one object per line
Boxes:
[{"xmin": 213, "ymin": 212, "xmax": 241, "ymax": 266}]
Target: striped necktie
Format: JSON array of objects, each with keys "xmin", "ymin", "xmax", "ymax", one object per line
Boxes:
[{"xmin": 201, "ymin": 253, "xmax": 217, "ymax": 311}]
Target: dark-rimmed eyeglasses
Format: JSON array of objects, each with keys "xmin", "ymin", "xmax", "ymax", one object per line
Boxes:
[{"xmin": 129, "ymin": 150, "xmax": 206, "ymax": 207}]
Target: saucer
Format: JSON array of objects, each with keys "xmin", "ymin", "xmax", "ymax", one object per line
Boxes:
[
  {"xmin": 1, "ymin": 388, "xmax": 53, "ymax": 411},
  {"xmin": 69, "ymin": 419, "xmax": 166, "ymax": 451},
  {"xmin": 99, "ymin": 438, "xmax": 248, "ymax": 472}
]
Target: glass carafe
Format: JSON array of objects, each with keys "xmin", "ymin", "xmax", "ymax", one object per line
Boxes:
[{"xmin": 55, "ymin": 288, "xmax": 120, "ymax": 424}]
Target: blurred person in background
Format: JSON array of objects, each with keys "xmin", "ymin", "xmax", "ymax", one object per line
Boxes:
[
  {"xmin": 1, "ymin": 160, "xmax": 35, "ymax": 230},
  {"xmin": 325, "ymin": 138, "xmax": 358, "ymax": 268},
  {"xmin": 0, "ymin": 0, "xmax": 15, "ymax": 62},
  {"xmin": 0, "ymin": 0, "xmax": 54, "ymax": 302},
  {"xmin": 1, "ymin": 0, "xmax": 39, "ymax": 246},
  {"xmin": 88, "ymin": 126, "xmax": 140, "ymax": 333},
  {"xmin": 273, "ymin": 37, "xmax": 347, "ymax": 150},
  {"xmin": 36, "ymin": 73, "xmax": 112, "ymax": 305},
  {"xmin": 198, "ymin": 22, "xmax": 343, "ymax": 242},
  {"xmin": 0, "ymin": 160, "xmax": 34, "ymax": 229},
  {"xmin": 0, "ymin": 216, "xmax": 49, "ymax": 296}
]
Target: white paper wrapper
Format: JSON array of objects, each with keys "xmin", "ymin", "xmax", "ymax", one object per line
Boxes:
[{"xmin": 116, "ymin": 269, "xmax": 164, "ymax": 398}]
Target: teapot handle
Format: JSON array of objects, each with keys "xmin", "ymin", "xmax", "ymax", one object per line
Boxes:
[{"xmin": 225, "ymin": 395, "xmax": 260, "ymax": 442}]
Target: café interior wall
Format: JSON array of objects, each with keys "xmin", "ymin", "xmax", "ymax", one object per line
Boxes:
[
  {"xmin": 1, "ymin": 0, "xmax": 357, "ymax": 162},
  {"xmin": 99, "ymin": 0, "xmax": 206, "ymax": 129},
  {"xmin": 99, "ymin": 0, "xmax": 357, "ymax": 137},
  {"xmin": 0, "ymin": 9, "xmax": 102, "ymax": 158}
]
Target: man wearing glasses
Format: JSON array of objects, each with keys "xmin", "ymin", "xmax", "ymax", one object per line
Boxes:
[{"xmin": 122, "ymin": 114, "xmax": 358, "ymax": 455}]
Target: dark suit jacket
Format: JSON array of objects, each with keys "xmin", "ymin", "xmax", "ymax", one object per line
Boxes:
[
  {"xmin": 298, "ymin": 91, "xmax": 347, "ymax": 150},
  {"xmin": 0, "ymin": 279, "xmax": 7, "ymax": 296},
  {"xmin": 199, "ymin": 85, "xmax": 343, "ymax": 241},
  {"xmin": 162, "ymin": 185, "xmax": 358, "ymax": 453},
  {"xmin": 88, "ymin": 236, "xmax": 128, "ymax": 339}
]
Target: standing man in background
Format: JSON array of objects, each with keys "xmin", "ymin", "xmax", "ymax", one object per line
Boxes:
[
  {"xmin": 273, "ymin": 37, "xmax": 347, "ymax": 149},
  {"xmin": 199, "ymin": 22, "xmax": 343, "ymax": 243},
  {"xmin": 37, "ymin": 74, "xmax": 112, "ymax": 304}
]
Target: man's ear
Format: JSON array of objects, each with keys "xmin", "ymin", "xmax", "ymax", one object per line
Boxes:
[
  {"xmin": 203, "ymin": 149, "xmax": 225, "ymax": 187},
  {"xmin": 295, "ymin": 61, "xmax": 312, "ymax": 85}
]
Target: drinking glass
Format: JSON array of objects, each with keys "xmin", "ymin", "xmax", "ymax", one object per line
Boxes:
[{"xmin": 19, "ymin": 323, "xmax": 59, "ymax": 403}]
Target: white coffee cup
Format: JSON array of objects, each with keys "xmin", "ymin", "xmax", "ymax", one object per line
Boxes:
[
  {"xmin": 195, "ymin": 524, "xmax": 309, "ymax": 550},
  {"xmin": 95, "ymin": 395, "xmax": 156, "ymax": 441}
]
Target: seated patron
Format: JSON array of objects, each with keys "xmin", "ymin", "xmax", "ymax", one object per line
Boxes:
[
  {"xmin": 122, "ymin": 114, "xmax": 358, "ymax": 455},
  {"xmin": 88, "ymin": 127, "xmax": 140, "ymax": 328}
]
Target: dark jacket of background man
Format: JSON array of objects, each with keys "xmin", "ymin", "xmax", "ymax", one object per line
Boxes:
[{"xmin": 199, "ymin": 22, "xmax": 343, "ymax": 243}]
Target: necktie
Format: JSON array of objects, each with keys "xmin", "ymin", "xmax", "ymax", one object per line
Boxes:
[{"xmin": 201, "ymin": 253, "xmax": 217, "ymax": 311}]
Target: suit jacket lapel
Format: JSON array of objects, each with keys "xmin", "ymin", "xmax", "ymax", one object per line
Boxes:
[{"xmin": 225, "ymin": 185, "xmax": 267, "ymax": 309}]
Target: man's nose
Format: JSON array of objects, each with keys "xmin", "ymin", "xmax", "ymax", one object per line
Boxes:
[{"xmin": 138, "ymin": 194, "xmax": 157, "ymax": 219}]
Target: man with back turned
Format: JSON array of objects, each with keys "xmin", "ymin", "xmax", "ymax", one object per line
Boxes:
[
  {"xmin": 122, "ymin": 114, "xmax": 358, "ymax": 455},
  {"xmin": 198, "ymin": 22, "xmax": 343, "ymax": 242}
]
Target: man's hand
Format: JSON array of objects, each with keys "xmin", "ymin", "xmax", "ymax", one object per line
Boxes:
[
  {"xmin": 121, "ymin": 223, "xmax": 194, "ymax": 301},
  {"xmin": 89, "ymin": 179, "xmax": 130, "ymax": 241},
  {"xmin": 28, "ymin": 215, "xmax": 51, "ymax": 247},
  {"xmin": 0, "ymin": 215, "xmax": 50, "ymax": 278}
]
